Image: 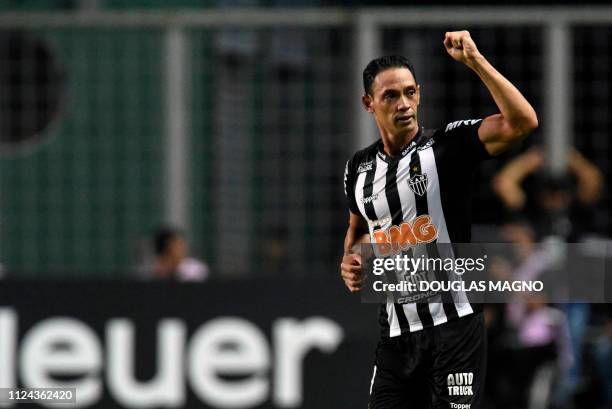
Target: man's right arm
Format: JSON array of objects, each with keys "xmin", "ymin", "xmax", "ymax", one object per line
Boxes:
[
  {"xmin": 341, "ymin": 211, "xmax": 369, "ymax": 293},
  {"xmin": 443, "ymin": 31, "xmax": 538, "ymax": 156}
]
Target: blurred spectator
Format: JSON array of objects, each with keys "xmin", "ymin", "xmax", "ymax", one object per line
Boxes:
[
  {"xmin": 507, "ymin": 296, "xmax": 573, "ymax": 369},
  {"xmin": 259, "ymin": 225, "xmax": 289, "ymax": 276},
  {"xmin": 492, "ymin": 146, "xmax": 603, "ymax": 240},
  {"xmin": 484, "ymin": 219, "xmax": 573, "ymax": 409},
  {"xmin": 135, "ymin": 227, "xmax": 210, "ymax": 282},
  {"xmin": 593, "ymin": 308, "xmax": 612, "ymax": 408},
  {"xmin": 493, "ymin": 146, "xmax": 602, "ymax": 212},
  {"xmin": 508, "ymin": 297, "xmax": 573, "ymax": 409},
  {"xmin": 490, "ymin": 145, "xmax": 606, "ymax": 407}
]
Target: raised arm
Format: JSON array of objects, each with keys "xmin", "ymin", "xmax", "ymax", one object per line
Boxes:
[
  {"xmin": 492, "ymin": 147, "xmax": 544, "ymax": 210},
  {"xmin": 568, "ymin": 148, "xmax": 603, "ymax": 205},
  {"xmin": 444, "ymin": 31, "xmax": 538, "ymax": 156}
]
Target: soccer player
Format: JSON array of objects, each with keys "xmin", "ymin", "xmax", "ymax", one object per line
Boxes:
[{"xmin": 341, "ymin": 31, "xmax": 538, "ymax": 409}]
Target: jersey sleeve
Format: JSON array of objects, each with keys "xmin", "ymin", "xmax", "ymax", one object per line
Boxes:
[
  {"xmin": 343, "ymin": 158, "xmax": 360, "ymax": 215},
  {"xmin": 442, "ymin": 119, "xmax": 493, "ymax": 164}
]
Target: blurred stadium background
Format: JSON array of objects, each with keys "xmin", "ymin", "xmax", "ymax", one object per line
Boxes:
[{"xmin": 0, "ymin": 1, "xmax": 610, "ymax": 409}]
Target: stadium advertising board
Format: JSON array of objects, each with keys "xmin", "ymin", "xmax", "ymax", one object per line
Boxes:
[{"xmin": 0, "ymin": 280, "xmax": 379, "ymax": 409}]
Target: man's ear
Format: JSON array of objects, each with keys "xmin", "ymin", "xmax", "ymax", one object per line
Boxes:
[
  {"xmin": 416, "ymin": 84, "xmax": 421, "ymax": 106},
  {"xmin": 362, "ymin": 94, "xmax": 374, "ymax": 113}
]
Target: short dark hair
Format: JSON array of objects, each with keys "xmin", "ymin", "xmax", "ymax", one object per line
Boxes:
[
  {"xmin": 363, "ymin": 55, "xmax": 417, "ymax": 95},
  {"xmin": 154, "ymin": 227, "xmax": 182, "ymax": 256}
]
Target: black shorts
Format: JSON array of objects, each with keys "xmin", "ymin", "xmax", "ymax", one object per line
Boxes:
[{"xmin": 369, "ymin": 311, "xmax": 486, "ymax": 409}]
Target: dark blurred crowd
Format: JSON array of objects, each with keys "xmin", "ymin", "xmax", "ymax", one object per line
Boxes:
[
  {"xmin": 482, "ymin": 143, "xmax": 611, "ymax": 409},
  {"xmin": 132, "ymin": 226, "xmax": 210, "ymax": 282}
]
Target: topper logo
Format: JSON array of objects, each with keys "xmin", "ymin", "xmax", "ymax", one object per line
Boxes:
[
  {"xmin": 360, "ymin": 194, "xmax": 378, "ymax": 204},
  {"xmin": 372, "ymin": 215, "xmax": 438, "ymax": 256}
]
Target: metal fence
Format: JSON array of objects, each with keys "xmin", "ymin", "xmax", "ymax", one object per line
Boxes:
[{"xmin": 0, "ymin": 7, "xmax": 610, "ymax": 278}]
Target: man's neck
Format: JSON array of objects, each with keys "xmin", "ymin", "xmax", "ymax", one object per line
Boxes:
[{"xmin": 380, "ymin": 126, "xmax": 420, "ymax": 157}]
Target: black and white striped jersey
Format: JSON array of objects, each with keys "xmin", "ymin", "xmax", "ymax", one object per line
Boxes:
[{"xmin": 344, "ymin": 119, "xmax": 492, "ymax": 337}]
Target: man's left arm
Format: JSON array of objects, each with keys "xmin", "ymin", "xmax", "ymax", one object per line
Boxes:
[{"xmin": 444, "ymin": 30, "xmax": 539, "ymax": 156}]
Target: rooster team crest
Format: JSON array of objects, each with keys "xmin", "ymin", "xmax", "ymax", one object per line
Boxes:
[{"xmin": 408, "ymin": 173, "xmax": 428, "ymax": 196}]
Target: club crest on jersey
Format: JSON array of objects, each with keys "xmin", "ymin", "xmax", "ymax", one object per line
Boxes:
[{"xmin": 408, "ymin": 173, "xmax": 428, "ymax": 196}]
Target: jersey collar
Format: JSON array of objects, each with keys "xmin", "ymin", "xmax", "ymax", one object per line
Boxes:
[{"xmin": 376, "ymin": 126, "xmax": 426, "ymax": 164}]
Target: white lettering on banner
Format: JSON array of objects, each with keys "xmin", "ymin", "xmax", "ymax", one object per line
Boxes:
[
  {"xmin": 1, "ymin": 308, "xmax": 344, "ymax": 409},
  {"xmin": 20, "ymin": 317, "xmax": 103, "ymax": 408},
  {"xmin": 0, "ymin": 309, "xmax": 17, "ymax": 408},
  {"xmin": 273, "ymin": 318, "xmax": 344, "ymax": 407},
  {"xmin": 107, "ymin": 319, "xmax": 186, "ymax": 408},
  {"xmin": 188, "ymin": 317, "xmax": 270, "ymax": 409}
]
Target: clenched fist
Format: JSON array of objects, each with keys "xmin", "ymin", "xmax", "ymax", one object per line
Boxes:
[
  {"xmin": 443, "ymin": 30, "xmax": 482, "ymax": 67},
  {"xmin": 340, "ymin": 252, "xmax": 365, "ymax": 293}
]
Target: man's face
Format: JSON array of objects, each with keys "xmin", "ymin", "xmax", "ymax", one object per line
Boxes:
[
  {"xmin": 363, "ymin": 67, "xmax": 420, "ymax": 138},
  {"xmin": 168, "ymin": 236, "xmax": 188, "ymax": 262}
]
